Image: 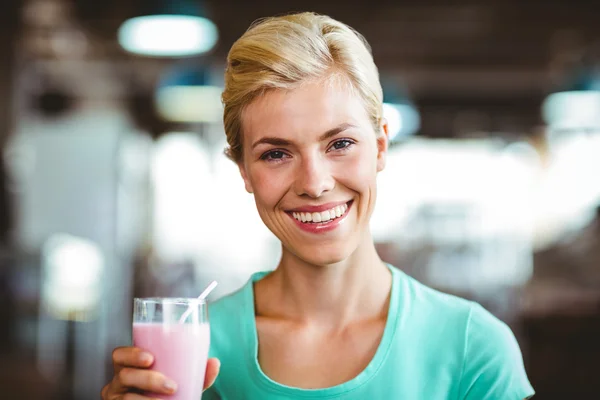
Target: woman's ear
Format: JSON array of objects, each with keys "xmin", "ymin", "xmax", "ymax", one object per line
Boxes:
[
  {"xmin": 238, "ymin": 162, "xmax": 254, "ymax": 193},
  {"xmin": 377, "ymin": 118, "xmax": 389, "ymax": 172}
]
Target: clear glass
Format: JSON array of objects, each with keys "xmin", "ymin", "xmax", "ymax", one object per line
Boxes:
[{"xmin": 133, "ymin": 298, "xmax": 210, "ymax": 400}]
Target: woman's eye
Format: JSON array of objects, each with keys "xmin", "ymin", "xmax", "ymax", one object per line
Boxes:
[
  {"xmin": 261, "ymin": 150, "xmax": 288, "ymax": 161},
  {"xmin": 330, "ymin": 139, "xmax": 354, "ymax": 151}
]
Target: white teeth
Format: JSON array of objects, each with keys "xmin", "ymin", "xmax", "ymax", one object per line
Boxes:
[{"xmin": 291, "ymin": 203, "xmax": 349, "ymax": 224}]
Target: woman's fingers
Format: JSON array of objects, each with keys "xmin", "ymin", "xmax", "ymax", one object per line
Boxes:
[
  {"xmin": 117, "ymin": 394, "xmax": 163, "ymax": 400},
  {"xmin": 112, "ymin": 347, "xmax": 154, "ymax": 369},
  {"xmin": 116, "ymin": 368, "xmax": 177, "ymax": 395},
  {"xmin": 204, "ymin": 358, "xmax": 221, "ymax": 390}
]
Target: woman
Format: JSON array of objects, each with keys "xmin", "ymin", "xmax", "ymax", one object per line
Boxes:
[{"xmin": 102, "ymin": 12, "xmax": 534, "ymax": 400}]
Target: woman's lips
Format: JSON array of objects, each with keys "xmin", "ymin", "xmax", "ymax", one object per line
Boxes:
[{"xmin": 287, "ymin": 201, "xmax": 353, "ymax": 233}]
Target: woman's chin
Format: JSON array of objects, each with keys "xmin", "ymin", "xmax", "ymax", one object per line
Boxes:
[{"xmin": 288, "ymin": 243, "xmax": 354, "ymax": 267}]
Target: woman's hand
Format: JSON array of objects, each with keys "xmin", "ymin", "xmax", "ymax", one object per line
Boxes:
[{"xmin": 101, "ymin": 346, "xmax": 220, "ymax": 399}]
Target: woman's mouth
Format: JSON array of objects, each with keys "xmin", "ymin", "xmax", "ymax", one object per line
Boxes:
[
  {"xmin": 291, "ymin": 202, "xmax": 348, "ymax": 223},
  {"xmin": 286, "ymin": 201, "xmax": 353, "ymax": 233}
]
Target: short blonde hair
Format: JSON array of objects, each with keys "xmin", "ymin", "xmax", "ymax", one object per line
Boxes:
[{"xmin": 222, "ymin": 12, "xmax": 383, "ymax": 162}]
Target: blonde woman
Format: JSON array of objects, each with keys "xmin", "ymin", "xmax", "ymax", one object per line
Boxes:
[{"xmin": 102, "ymin": 12, "xmax": 534, "ymax": 400}]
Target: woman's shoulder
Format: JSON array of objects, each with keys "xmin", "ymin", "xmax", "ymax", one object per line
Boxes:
[
  {"xmin": 389, "ymin": 266, "xmax": 517, "ymax": 350},
  {"xmin": 209, "ymin": 284, "xmax": 248, "ymax": 314},
  {"xmin": 391, "ymin": 266, "xmax": 512, "ymax": 336},
  {"xmin": 207, "ymin": 270, "xmax": 271, "ymax": 336},
  {"xmin": 389, "ymin": 266, "xmax": 534, "ymax": 398},
  {"xmin": 208, "ymin": 279, "xmax": 253, "ymax": 325},
  {"xmin": 206, "ymin": 276, "xmax": 256, "ymax": 358},
  {"xmin": 391, "ymin": 265, "xmax": 473, "ymax": 320}
]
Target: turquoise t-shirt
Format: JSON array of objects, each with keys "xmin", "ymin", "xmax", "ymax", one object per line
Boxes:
[{"xmin": 204, "ymin": 265, "xmax": 534, "ymax": 399}]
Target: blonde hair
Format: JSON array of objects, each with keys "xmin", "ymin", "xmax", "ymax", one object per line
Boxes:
[{"xmin": 222, "ymin": 12, "xmax": 383, "ymax": 162}]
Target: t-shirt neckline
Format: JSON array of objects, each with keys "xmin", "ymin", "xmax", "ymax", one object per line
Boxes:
[{"xmin": 242, "ymin": 264, "xmax": 401, "ymax": 397}]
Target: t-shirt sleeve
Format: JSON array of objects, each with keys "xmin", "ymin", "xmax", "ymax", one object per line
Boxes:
[{"xmin": 458, "ymin": 303, "xmax": 535, "ymax": 400}]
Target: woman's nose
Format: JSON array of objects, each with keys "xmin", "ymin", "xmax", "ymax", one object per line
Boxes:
[{"xmin": 293, "ymin": 154, "xmax": 335, "ymax": 198}]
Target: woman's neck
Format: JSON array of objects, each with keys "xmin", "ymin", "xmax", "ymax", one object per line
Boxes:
[{"xmin": 255, "ymin": 234, "xmax": 392, "ymax": 329}]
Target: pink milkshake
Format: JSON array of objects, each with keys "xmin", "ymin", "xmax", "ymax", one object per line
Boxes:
[{"xmin": 133, "ymin": 322, "xmax": 210, "ymax": 400}]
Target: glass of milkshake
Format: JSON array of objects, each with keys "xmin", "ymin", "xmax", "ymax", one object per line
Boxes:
[{"xmin": 133, "ymin": 297, "xmax": 210, "ymax": 400}]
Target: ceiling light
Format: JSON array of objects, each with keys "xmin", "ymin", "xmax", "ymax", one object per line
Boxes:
[{"xmin": 118, "ymin": 1, "xmax": 218, "ymax": 57}]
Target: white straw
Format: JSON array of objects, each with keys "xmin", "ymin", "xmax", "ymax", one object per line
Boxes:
[
  {"xmin": 178, "ymin": 281, "xmax": 218, "ymax": 324},
  {"xmin": 198, "ymin": 281, "xmax": 218, "ymax": 301}
]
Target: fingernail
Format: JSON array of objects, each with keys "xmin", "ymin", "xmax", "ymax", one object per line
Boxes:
[
  {"xmin": 164, "ymin": 379, "xmax": 177, "ymax": 392},
  {"xmin": 139, "ymin": 352, "xmax": 153, "ymax": 364}
]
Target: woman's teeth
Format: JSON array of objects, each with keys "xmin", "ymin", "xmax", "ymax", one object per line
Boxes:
[{"xmin": 292, "ymin": 203, "xmax": 348, "ymax": 223}]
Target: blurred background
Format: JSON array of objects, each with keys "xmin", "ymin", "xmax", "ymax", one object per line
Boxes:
[{"xmin": 0, "ymin": 0, "xmax": 599, "ymax": 398}]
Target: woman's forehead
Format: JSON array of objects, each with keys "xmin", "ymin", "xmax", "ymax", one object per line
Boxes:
[{"xmin": 241, "ymin": 81, "xmax": 370, "ymax": 139}]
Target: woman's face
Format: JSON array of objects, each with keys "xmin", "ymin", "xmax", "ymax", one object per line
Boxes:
[{"xmin": 239, "ymin": 79, "xmax": 388, "ymax": 265}]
